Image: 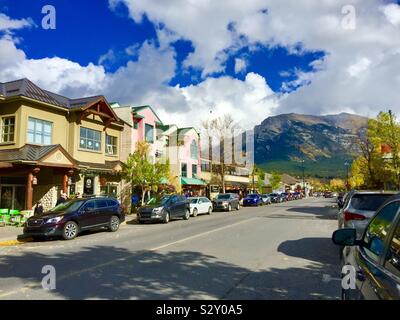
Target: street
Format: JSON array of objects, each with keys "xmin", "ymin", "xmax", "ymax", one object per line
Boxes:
[{"xmin": 0, "ymin": 197, "xmax": 341, "ymax": 300}]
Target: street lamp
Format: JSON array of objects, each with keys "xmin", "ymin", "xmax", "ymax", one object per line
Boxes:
[{"xmin": 344, "ymin": 161, "xmax": 350, "ymax": 191}]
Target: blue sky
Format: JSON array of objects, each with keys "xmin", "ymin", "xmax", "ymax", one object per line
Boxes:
[
  {"xmin": 0, "ymin": 0, "xmax": 323, "ymax": 92},
  {"xmin": 1, "ymin": 1, "xmax": 400, "ymax": 128}
]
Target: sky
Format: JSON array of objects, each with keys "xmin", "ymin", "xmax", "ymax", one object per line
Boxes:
[{"xmin": 1, "ymin": 0, "xmax": 400, "ymax": 129}]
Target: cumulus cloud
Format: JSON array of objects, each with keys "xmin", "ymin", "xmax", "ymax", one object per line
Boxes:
[
  {"xmin": 234, "ymin": 58, "xmax": 247, "ymax": 74},
  {"xmin": 0, "ymin": 13, "xmax": 34, "ymax": 32}
]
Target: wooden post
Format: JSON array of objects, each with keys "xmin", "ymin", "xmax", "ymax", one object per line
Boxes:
[
  {"xmin": 26, "ymin": 172, "xmax": 33, "ymax": 210},
  {"xmin": 63, "ymin": 173, "xmax": 69, "ymax": 194}
]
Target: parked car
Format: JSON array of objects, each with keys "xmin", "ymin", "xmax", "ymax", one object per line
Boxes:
[
  {"xmin": 281, "ymin": 192, "xmax": 292, "ymax": 201},
  {"xmin": 212, "ymin": 193, "xmax": 240, "ymax": 211},
  {"xmin": 332, "ymin": 194, "xmax": 400, "ymax": 300},
  {"xmin": 137, "ymin": 194, "xmax": 190, "ymax": 224},
  {"xmin": 338, "ymin": 191, "xmax": 397, "ymax": 239},
  {"xmin": 337, "ymin": 192, "xmax": 346, "ymax": 208},
  {"xmin": 324, "ymin": 191, "xmax": 333, "ymax": 198},
  {"xmin": 23, "ymin": 197, "xmax": 125, "ymax": 240},
  {"xmin": 293, "ymin": 192, "xmax": 302, "ymax": 200},
  {"xmin": 260, "ymin": 194, "xmax": 272, "ymax": 205},
  {"xmin": 188, "ymin": 197, "xmax": 213, "ymax": 216},
  {"xmin": 243, "ymin": 194, "xmax": 263, "ymax": 207},
  {"xmin": 269, "ymin": 193, "xmax": 283, "ymax": 203}
]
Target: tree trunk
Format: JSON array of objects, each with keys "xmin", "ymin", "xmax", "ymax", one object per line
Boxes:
[{"xmin": 141, "ymin": 186, "xmax": 145, "ymax": 206}]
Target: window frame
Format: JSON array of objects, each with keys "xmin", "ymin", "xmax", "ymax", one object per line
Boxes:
[
  {"xmin": 79, "ymin": 127, "xmax": 102, "ymax": 152},
  {"xmin": 27, "ymin": 117, "xmax": 53, "ymax": 145},
  {"xmin": 181, "ymin": 162, "xmax": 188, "ymax": 178},
  {"xmin": 105, "ymin": 134, "xmax": 118, "ymax": 156},
  {"xmin": 145, "ymin": 123, "xmax": 154, "ymax": 144},
  {"xmin": 190, "ymin": 139, "xmax": 198, "ymax": 159},
  {"xmin": 192, "ymin": 164, "xmax": 198, "ymax": 177},
  {"xmin": 384, "ymin": 217, "xmax": 400, "ymax": 278},
  {"xmin": 0, "ymin": 115, "xmax": 16, "ymax": 144}
]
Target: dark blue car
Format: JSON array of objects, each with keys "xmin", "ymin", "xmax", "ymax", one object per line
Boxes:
[
  {"xmin": 332, "ymin": 194, "xmax": 400, "ymax": 300},
  {"xmin": 243, "ymin": 194, "xmax": 263, "ymax": 207}
]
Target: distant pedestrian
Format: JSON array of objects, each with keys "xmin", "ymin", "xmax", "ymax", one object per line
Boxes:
[
  {"xmin": 34, "ymin": 201, "xmax": 44, "ymax": 216},
  {"xmin": 76, "ymin": 192, "xmax": 82, "ymax": 199},
  {"xmin": 56, "ymin": 192, "xmax": 67, "ymax": 206}
]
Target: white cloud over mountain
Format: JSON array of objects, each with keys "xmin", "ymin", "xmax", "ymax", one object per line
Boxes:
[{"xmin": 2, "ymin": 1, "xmax": 400, "ymax": 128}]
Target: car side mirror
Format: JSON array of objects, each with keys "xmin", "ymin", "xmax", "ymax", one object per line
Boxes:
[{"xmin": 332, "ymin": 228, "xmax": 358, "ymax": 246}]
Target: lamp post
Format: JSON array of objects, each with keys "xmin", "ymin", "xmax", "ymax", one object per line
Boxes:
[{"xmin": 344, "ymin": 161, "xmax": 350, "ymax": 191}]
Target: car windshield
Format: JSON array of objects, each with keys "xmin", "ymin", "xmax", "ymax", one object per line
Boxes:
[
  {"xmin": 270, "ymin": 193, "xmax": 278, "ymax": 196},
  {"xmin": 48, "ymin": 200, "xmax": 85, "ymax": 213},
  {"xmin": 350, "ymin": 194, "xmax": 394, "ymax": 211},
  {"xmin": 247, "ymin": 194, "xmax": 258, "ymax": 198},
  {"xmin": 216, "ymin": 194, "xmax": 231, "ymax": 200},
  {"xmin": 147, "ymin": 195, "xmax": 174, "ymax": 206}
]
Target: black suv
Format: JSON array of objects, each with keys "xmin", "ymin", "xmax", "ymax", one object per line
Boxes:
[
  {"xmin": 137, "ymin": 194, "xmax": 190, "ymax": 223},
  {"xmin": 212, "ymin": 193, "xmax": 240, "ymax": 211},
  {"xmin": 23, "ymin": 197, "xmax": 125, "ymax": 240},
  {"xmin": 332, "ymin": 194, "xmax": 400, "ymax": 299}
]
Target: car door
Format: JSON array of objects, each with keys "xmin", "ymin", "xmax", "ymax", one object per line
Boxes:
[
  {"xmin": 94, "ymin": 199, "xmax": 111, "ymax": 225},
  {"xmin": 178, "ymin": 196, "xmax": 188, "ymax": 216},
  {"xmin": 352, "ymin": 200, "xmax": 400, "ymax": 299},
  {"xmin": 168, "ymin": 196, "xmax": 180, "ymax": 218},
  {"xmin": 201, "ymin": 197, "xmax": 211, "ymax": 213},
  {"xmin": 78, "ymin": 200, "xmax": 97, "ymax": 228}
]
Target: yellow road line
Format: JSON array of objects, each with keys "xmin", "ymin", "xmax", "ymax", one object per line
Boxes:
[{"xmin": 0, "ymin": 238, "xmax": 32, "ymax": 247}]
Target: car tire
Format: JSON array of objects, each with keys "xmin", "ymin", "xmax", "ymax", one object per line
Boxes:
[
  {"xmin": 183, "ymin": 209, "xmax": 190, "ymax": 220},
  {"xmin": 163, "ymin": 212, "xmax": 170, "ymax": 224},
  {"xmin": 236, "ymin": 203, "xmax": 240, "ymax": 211},
  {"xmin": 208, "ymin": 206, "xmax": 212, "ymax": 215},
  {"xmin": 62, "ymin": 221, "xmax": 78, "ymax": 240},
  {"xmin": 227, "ymin": 204, "xmax": 232, "ymax": 212},
  {"xmin": 192, "ymin": 208, "xmax": 198, "ymax": 217},
  {"xmin": 109, "ymin": 216, "xmax": 120, "ymax": 232}
]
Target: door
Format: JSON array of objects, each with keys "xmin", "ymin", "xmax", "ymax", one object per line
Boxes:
[
  {"xmin": 356, "ymin": 200, "xmax": 400, "ymax": 299},
  {"xmin": 94, "ymin": 199, "xmax": 112, "ymax": 224},
  {"xmin": 200, "ymin": 198, "xmax": 210, "ymax": 213},
  {"xmin": 0, "ymin": 186, "xmax": 13, "ymax": 209},
  {"xmin": 178, "ymin": 196, "xmax": 188, "ymax": 216},
  {"xmin": 78, "ymin": 200, "xmax": 97, "ymax": 228},
  {"xmin": 83, "ymin": 176, "xmax": 95, "ymax": 196},
  {"xmin": 168, "ymin": 196, "xmax": 180, "ymax": 218}
]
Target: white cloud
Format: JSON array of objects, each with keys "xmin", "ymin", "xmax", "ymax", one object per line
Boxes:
[
  {"xmin": 0, "ymin": 13, "xmax": 34, "ymax": 31},
  {"xmin": 381, "ymin": 3, "xmax": 400, "ymax": 26},
  {"xmin": 234, "ymin": 58, "xmax": 247, "ymax": 74}
]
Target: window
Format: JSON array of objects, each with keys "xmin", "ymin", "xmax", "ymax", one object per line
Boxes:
[
  {"xmin": 82, "ymin": 200, "xmax": 95, "ymax": 211},
  {"xmin": 80, "ymin": 127, "xmax": 101, "ymax": 151},
  {"xmin": 27, "ymin": 117, "xmax": 52, "ymax": 145},
  {"xmin": 95, "ymin": 199, "xmax": 109, "ymax": 209},
  {"xmin": 192, "ymin": 164, "xmax": 197, "ymax": 177},
  {"xmin": 385, "ymin": 222, "xmax": 400, "ymax": 278},
  {"xmin": 181, "ymin": 163, "xmax": 187, "ymax": 178},
  {"xmin": 190, "ymin": 140, "xmax": 198, "ymax": 159},
  {"xmin": 0, "ymin": 116, "xmax": 15, "ymax": 143},
  {"xmin": 363, "ymin": 201, "xmax": 400, "ymax": 263},
  {"xmin": 145, "ymin": 124, "xmax": 154, "ymax": 143},
  {"xmin": 201, "ymin": 161, "xmax": 210, "ymax": 172},
  {"xmin": 106, "ymin": 134, "xmax": 118, "ymax": 155}
]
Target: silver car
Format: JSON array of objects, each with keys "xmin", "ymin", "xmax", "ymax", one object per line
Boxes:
[{"xmin": 338, "ymin": 191, "xmax": 397, "ymax": 239}]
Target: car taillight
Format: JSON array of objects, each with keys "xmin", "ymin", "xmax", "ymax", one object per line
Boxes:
[{"xmin": 344, "ymin": 211, "xmax": 366, "ymax": 221}]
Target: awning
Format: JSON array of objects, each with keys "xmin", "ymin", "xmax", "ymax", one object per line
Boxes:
[{"xmin": 181, "ymin": 177, "xmax": 206, "ymax": 186}]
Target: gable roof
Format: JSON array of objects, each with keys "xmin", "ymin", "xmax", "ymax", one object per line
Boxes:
[
  {"xmin": 0, "ymin": 78, "xmax": 110, "ymax": 111},
  {"xmin": 131, "ymin": 105, "xmax": 163, "ymax": 124}
]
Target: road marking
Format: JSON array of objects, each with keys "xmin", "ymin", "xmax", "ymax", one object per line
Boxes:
[
  {"xmin": 0, "ymin": 238, "xmax": 32, "ymax": 247},
  {"xmin": 0, "ymin": 217, "xmax": 258, "ymax": 298}
]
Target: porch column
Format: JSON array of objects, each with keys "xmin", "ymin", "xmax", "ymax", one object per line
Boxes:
[
  {"xmin": 26, "ymin": 172, "xmax": 33, "ymax": 210},
  {"xmin": 63, "ymin": 173, "xmax": 68, "ymax": 194}
]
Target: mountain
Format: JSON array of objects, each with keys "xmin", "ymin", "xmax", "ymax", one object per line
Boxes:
[{"xmin": 254, "ymin": 113, "xmax": 368, "ymax": 178}]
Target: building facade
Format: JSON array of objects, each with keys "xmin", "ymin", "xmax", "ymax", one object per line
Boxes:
[{"xmin": 0, "ymin": 79, "xmax": 124, "ymax": 212}]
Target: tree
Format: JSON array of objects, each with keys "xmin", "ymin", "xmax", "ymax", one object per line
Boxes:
[
  {"xmin": 122, "ymin": 141, "xmax": 170, "ymax": 205},
  {"xmin": 202, "ymin": 114, "xmax": 238, "ymax": 193},
  {"xmin": 270, "ymin": 171, "xmax": 282, "ymax": 191},
  {"xmin": 251, "ymin": 165, "xmax": 265, "ymax": 192},
  {"xmin": 329, "ymin": 178, "xmax": 345, "ymax": 192}
]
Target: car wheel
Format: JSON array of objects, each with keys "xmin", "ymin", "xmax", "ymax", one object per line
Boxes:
[
  {"xmin": 109, "ymin": 216, "xmax": 120, "ymax": 232},
  {"xmin": 62, "ymin": 221, "xmax": 78, "ymax": 240},
  {"xmin": 208, "ymin": 206, "xmax": 212, "ymax": 215},
  {"xmin": 227, "ymin": 204, "xmax": 232, "ymax": 212},
  {"xmin": 183, "ymin": 209, "xmax": 190, "ymax": 220},
  {"xmin": 163, "ymin": 212, "xmax": 170, "ymax": 224},
  {"xmin": 236, "ymin": 203, "xmax": 240, "ymax": 210},
  {"xmin": 192, "ymin": 208, "xmax": 198, "ymax": 217}
]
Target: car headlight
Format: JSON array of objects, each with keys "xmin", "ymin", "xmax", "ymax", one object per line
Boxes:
[
  {"xmin": 222, "ymin": 201, "xmax": 228, "ymax": 205},
  {"xmin": 152, "ymin": 207, "xmax": 164, "ymax": 214},
  {"xmin": 46, "ymin": 216, "xmax": 63, "ymax": 224}
]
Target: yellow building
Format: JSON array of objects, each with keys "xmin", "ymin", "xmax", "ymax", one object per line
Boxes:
[{"xmin": 0, "ymin": 79, "xmax": 124, "ymax": 211}]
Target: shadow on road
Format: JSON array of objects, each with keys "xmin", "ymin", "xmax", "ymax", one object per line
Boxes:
[
  {"xmin": 0, "ymin": 245, "xmax": 339, "ymax": 300},
  {"xmin": 283, "ymin": 205, "xmax": 338, "ymax": 220}
]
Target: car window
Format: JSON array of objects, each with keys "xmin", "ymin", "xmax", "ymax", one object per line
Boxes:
[
  {"xmin": 106, "ymin": 200, "xmax": 118, "ymax": 207},
  {"xmin": 217, "ymin": 194, "xmax": 230, "ymax": 200},
  {"xmin": 82, "ymin": 200, "xmax": 95, "ymax": 211},
  {"xmin": 95, "ymin": 199, "xmax": 108, "ymax": 209},
  {"xmin": 190, "ymin": 198, "xmax": 199, "ymax": 204},
  {"xmin": 384, "ymin": 221, "xmax": 400, "ymax": 278},
  {"xmin": 350, "ymin": 194, "xmax": 394, "ymax": 211},
  {"xmin": 202, "ymin": 198, "xmax": 210, "ymax": 203},
  {"xmin": 362, "ymin": 201, "xmax": 400, "ymax": 263}
]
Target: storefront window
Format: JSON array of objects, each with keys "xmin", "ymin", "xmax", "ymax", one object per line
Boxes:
[
  {"xmin": 100, "ymin": 183, "xmax": 118, "ymax": 197},
  {"xmin": 80, "ymin": 127, "xmax": 101, "ymax": 151}
]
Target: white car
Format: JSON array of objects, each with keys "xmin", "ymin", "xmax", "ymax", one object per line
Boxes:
[{"xmin": 188, "ymin": 197, "xmax": 213, "ymax": 217}]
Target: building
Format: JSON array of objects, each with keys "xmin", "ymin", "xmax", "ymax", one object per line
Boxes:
[{"xmin": 0, "ymin": 79, "xmax": 124, "ymax": 212}]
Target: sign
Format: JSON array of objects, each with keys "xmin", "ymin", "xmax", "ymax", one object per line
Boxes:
[
  {"xmin": 210, "ymin": 185, "xmax": 220, "ymax": 193},
  {"xmin": 32, "ymin": 177, "xmax": 38, "ymax": 185}
]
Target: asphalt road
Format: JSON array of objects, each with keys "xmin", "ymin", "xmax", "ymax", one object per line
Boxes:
[{"xmin": 0, "ymin": 197, "xmax": 341, "ymax": 300}]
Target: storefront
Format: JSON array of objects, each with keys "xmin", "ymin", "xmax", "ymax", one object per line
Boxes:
[{"xmin": 181, "ymin": 177, "xmax": 207, "ymax": 196}]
